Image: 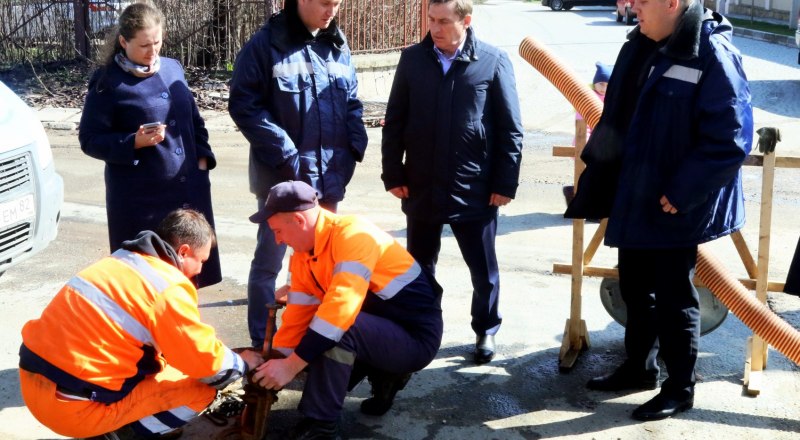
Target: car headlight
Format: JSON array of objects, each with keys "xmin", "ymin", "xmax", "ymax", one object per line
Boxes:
[{"xmin": 32, "ymin": 121, "xmax": 54, "ymax": 170}]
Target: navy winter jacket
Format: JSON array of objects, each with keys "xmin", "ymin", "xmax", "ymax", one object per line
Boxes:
[
  {"xmin": 228, "ymin": 3, "xmax": 367, "ymax": 202},
  {"xmin": 381, "ymin": 28, "xmax": 523, "ymax": 223},
  {"xmin": 78, "ymin": 57, "xmax": 221, "ymax": 287},
  {"xmin": 603, "ymin": 4, "xmax": 753, "ymax": 248}
]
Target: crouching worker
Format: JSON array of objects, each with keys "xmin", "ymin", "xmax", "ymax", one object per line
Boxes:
[
  {"xmin": 249, "ymin": 181, "xmax": 443, "ymax": 439},
  {"xmin": 18, "ymin": 209, "xmax": 264, "ymax": 439}
]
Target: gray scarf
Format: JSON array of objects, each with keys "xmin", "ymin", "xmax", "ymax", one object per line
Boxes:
[{"xmin": 114, "ymin": 52, "xmax": 161, "ymax": 78}]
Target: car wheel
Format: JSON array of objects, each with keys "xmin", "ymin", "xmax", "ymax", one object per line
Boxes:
[
  {"xmin": 625, "ymin": 7, "xmax": 635, "ymax": 25},
  {"xmin": 550, "ymin": 0, "xmax": 564, "ymax": 11},
  {"xmin": 616, "ymin": 11, "xmax": 623, "ymax": 22}
]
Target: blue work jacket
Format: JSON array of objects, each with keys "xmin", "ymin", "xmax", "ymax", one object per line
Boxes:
[
  {"xmin": 228, "ymin": 5, "xmax": 367, "ymax": 202},
  {"xmin": 604, "ymin": 5, "xmax": 753, "ymax": 248}
]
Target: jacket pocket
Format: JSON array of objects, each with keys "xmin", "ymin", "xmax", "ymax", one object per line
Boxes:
[{"xmin": 276, "ymin": 74, "xmax": 312, "ymax": 93}]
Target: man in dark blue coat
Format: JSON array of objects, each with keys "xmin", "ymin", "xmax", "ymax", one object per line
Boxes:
[
  {"xmin": 381, "ymin": 0, "xmax": 523, "ymax": 365},
  {"xmin": 228, "ymin": 0, "xmax": 368, "ymax": 350},
  {"xmin": 577, "ymin": 0, "xmax": 753, "ymax": 421}
]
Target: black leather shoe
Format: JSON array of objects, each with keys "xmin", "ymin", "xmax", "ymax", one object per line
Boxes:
[
  {"xmin": 587, "ymin": 369, "xmax": 658, "ymax": 392},
  {"xmin": 360, "ymin": 371, "xmax": 413, "ymax": 416},
  {"xmin": 474, "ymin": 335, "xmax": 496, "ymax": 364},
  {"xmin": 632, "ymin": 393, "xmax": 694, "ymax": 421},
  {"xmin": 288, "ymin": 417, "xmax": 341, "ymax": 440}
]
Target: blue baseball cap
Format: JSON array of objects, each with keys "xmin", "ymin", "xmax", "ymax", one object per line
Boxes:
[{"xmin": 249, "ymin": 181, "xmax": 318, "ymax": 223}]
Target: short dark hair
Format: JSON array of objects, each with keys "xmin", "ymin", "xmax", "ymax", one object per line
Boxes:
[
  {"xmin": 156, "ymin": 209, "xmax": 217, "ymax": 251},
  {"xmin": 429, "ymin": 0, "xmax": 473, "ymax": 20}
]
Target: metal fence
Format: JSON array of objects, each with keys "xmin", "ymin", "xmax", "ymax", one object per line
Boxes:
[{"xmin": 0, "ymin": 0, "xmax": 427, "ymax": 70}]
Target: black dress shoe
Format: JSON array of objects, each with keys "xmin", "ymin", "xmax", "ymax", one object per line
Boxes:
[
  {"xmin": 587, "ymin": 369, "xmax": 658, "ymax": 392},
  {"xmin": 632, "ymin": 392, "xmax": 694, "ymax": 421},
  {"xmin": 474, "ymin": 334, "xmax": 496, "ymax": 364},
  {"xmin": 360, "ymin": 371, "xmax": 413, "ymax": 416},
  {"xmin": 288, "ymin": 417, "xmax": 342, "ymax": 440}
]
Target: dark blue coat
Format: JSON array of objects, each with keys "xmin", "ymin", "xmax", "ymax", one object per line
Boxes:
[
  {"xmin": 603, "ymin": 5, "xmax": 753, "ymax": 248},
  {"xmin": 228, "ymin": 4, "xmax": 368, "ymax": 202},
  {"xmin": 381, "ymin": 28, "xmax": 523, "ymax": 223},
  {"xmin": 78, "ymin": 57, "xmax": 221, "ymax": 287}
]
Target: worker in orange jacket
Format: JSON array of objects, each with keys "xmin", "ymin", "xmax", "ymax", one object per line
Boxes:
[
  {"xmin": 19, "ymin": 209, "xmax": 264, "ymax": 439},
  {"xmin": 248, "ymin": 181, "xmax": 443, "ymax": 439}
]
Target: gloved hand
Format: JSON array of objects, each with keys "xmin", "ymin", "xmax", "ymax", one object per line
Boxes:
[{"xmin": 756, "ymin": 127, "xmax": 781, "ymax": 154}]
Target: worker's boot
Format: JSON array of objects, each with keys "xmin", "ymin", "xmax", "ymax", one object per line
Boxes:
[{"xmin": 360, "ymin": 371, "xmax": 413, "ymax": 416}]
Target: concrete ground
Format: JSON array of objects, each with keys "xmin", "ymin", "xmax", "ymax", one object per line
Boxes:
[{"xmin": 3, "ymin": 1, "xmax": 800, "ymax": 439}]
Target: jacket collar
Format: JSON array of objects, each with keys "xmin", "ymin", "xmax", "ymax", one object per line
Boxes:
[
  {"xmin": 270, "ymin": 0, "xmax": 345, "ymax": 52},
  {"xmin": 627, "ymin": 0, "xmax": 719, "ymax": 61},
  {"xmin": 310, "ymin": 209, "xmax": 336, "ymax": 257},
  {"xmin": 423, "ymin": 26, "xmax": 479, "ymax": 63},
  {"xmin": 121, "ymin": 230, "xmax": 182, "ymax": 269}
]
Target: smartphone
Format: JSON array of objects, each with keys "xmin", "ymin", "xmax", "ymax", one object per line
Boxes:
[{"xmin": 141, "ymin": 121, "xmax": 161, "ymax": 131}]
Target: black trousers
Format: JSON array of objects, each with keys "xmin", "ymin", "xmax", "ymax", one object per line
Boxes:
[
  {"xmin": 618, "ymin": 246, "xmax": 699, "ymax": 398},
  {"xmin": 406, "ymin": 215, "xmax": 502, "ymax": 336}
]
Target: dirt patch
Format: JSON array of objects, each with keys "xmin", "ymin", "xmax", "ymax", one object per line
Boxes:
[{"xmin": 0, "ymin": 59, "xmax": 232, "ymax": 111}]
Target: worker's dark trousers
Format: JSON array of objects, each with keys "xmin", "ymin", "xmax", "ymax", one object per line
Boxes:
[
  {"xmin": 406, "ymin": 215, "xmax": 502, "ymax": 336},
  {"xmin": 618, "ymin": 246, "xmax": 700, "ymax": 399},
  {"xmin": 298, "ymin": 311, "xmax": 443, "ymax": 421}
]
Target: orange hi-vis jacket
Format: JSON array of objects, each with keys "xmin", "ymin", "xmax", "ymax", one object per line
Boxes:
[
  {"xmin": 19, "ymin": 247, "xmax": 246, "ymax": 403},
  {"xmin": 274, "ymin": 209, "xmax": 442, "ymax": 362}
]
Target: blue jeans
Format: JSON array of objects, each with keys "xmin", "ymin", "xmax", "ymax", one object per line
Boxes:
[{"xmin": 247, "ymin": 196, "xmax": 286, "ymax": 348}]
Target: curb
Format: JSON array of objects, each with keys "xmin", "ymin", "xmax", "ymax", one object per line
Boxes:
[{"xmin": 733, "ymin": 27, "xmax": 796, "ymax": 48}]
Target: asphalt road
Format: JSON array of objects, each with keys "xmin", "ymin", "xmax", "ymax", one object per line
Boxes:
[{"xmin": 3, "ymin": 1, "xmax": 800, "ymax": 439}]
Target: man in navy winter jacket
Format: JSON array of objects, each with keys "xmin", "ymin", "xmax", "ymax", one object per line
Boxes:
[
  {"xmin": 381, "ymin": 0, "xmax": 523, "ymax": 365},
  {"xmin": 578, "ymin": 0, "xmax": 753, "ymax": 421},
  {"xmin": 228, "ymin": 0, "xmax": 368, "ymax": 350}
]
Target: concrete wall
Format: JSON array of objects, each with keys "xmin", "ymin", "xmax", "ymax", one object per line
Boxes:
[
  {"xmin": 709, "ymin": 0, "xmax": 797, "ymax": 25},
  {"xmin": 353, "ymin": 52, "xmax": 401, "ymax": 102}
]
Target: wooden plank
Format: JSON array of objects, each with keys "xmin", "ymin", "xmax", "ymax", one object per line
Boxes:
[
  {"xmin": 751, "ymin": 150, "xmax": 776, "ymax": 372},
  {"xmin": 553, "ymin": 264, "xmax": 619, "ymax": 278},
  {"xmin": 583, "ymin": 219, "xmax": 607, "ymax": 266},
  {"xmin": 553, "ymin": 146, "xmax": 575, "ymax": 157},
  {"xmin": 730, "ymin": 231, "xmax": 758, "ymax": 279},
  {"xmin": 552, "ymin": 263, "xmax": 785, "ymax": 292},
  {"xmin": 744, "ymin": 154, "xmax": 800, "ymax": 169}
]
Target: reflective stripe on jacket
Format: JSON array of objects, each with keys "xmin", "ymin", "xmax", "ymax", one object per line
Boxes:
[
  {"xmin": 20, "ymin": 249, "xmax": 245, "ymax": 403},
  {"xmin": 273, "ymin": 210, "xmax": 442, "ymax": 362}
]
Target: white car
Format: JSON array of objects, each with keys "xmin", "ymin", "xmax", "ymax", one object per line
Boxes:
[{"xmin": 0, "ymin": 82, "xmax": 63, "ymax": 276}]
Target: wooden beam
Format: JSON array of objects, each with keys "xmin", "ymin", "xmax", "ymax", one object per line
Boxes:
[{"xmin": 730, "ymin": 231, "xmax": 758, "ymax": 279}]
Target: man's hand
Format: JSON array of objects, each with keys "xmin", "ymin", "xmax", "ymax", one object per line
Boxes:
[
  {"xmin": 275, "ymin": 284, "xmax": 290, "ymax": 305},
  {"xmin": 660, "ymin": 195, "xmax": 678, "ymax": 214},
  {"xmin": 489, "ymin": 193, "xmax": 512, "ymax": 207},
  {"xmin": 251, "ymin": 353, "xmax": 308, "ymax": 390},
  {"xmin": 388, "ymin": 186, "xmax": 409, "ymax": 199},
  {"xmin": 238, "ymin": 349, "xmax": 266, "ymax": 372}
]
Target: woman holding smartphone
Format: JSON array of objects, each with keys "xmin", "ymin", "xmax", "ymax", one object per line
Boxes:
[{"xmin": 78, "ymin": 2, "xmax": 220, "ymax": 287}]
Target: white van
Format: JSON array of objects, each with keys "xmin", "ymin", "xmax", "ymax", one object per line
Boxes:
[{"xmin": 0, "ymin": 81, "xmax": 63, "ymax": 275}]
